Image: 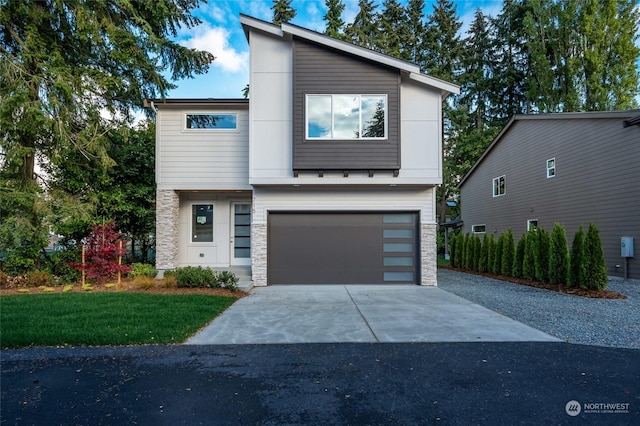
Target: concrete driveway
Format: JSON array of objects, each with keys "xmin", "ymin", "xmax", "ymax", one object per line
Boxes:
[{"xmin": 187, "ymin": 284, "xmax": 559, "ymax": 344}]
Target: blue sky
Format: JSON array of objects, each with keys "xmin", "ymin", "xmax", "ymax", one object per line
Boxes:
[{"xmin": 169, "ymin": 0, "xmax": 506, "ymax": 99}]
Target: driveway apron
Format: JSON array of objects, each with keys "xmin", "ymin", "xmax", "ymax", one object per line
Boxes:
[{"xmin": 187, "ymin": 285, "xmax": 560, "ymax": 344}]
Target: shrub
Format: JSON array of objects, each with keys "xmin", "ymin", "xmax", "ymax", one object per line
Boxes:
[
  {"xmin": 486, "ymin": 234, "xmax": 495, "ymax": 274},
  {"xmin": 161, "ymin": 272, "xmax": 178, "ymax": 288},
  {"xmin": 492, "ymin": 234, "xmax": 504, "ymax": 275},
  {"xmin": 130, "ymin": 263, "xmax": 158, "ymax": 278},
  {"xmin": 569, "ymin": 225, "xmax": 586, "ymax": 288},
  {"xmin": 464, "ymin": 233, "xmax": 474, "ymax": 269},
  {"xmin": 501, "ymin": 230, "xmax": 515, "ymax": 277},
  {"xmin": 134, "ymin": 276, "xmax": 156, "ymax": 290},
  {"xmin": 449, "ymin": 233, "xmax": 458, "ymax": 267},
  {"xmin": 513, "ymin": 234, "xmax": 526, "ymax": 278},
  {"xmin": 472, "ymin": 235, "xmax": 482, "ymax": 271},
  {"xmin": 454, "ymin": 233, "xmax": 464, "ymax": 268},
  {"xmin": 45, "ymin": 248, "xmax": 81, "ymax": 284},
  {"xmin": 535, "ymin": 228, "xmax": 551, "ymax": 283},
  {"xmin": 584, "ymin": 222, "xmax": 608, "ymax": 291},
  {"xmin": 174, "ymin": 266, "xmax": 216, "ymax": 288},
  {"xmin": 216, "ymin": 271, "xmax": 239, "ymax": 291},
  {"xmin": 523, "ymin": 231, "xmax": 537, "ymax": 281},
  {"xmin": 549, "ymin": 223, "xmax": 569, "ymax": 285},
  {"xmin": 478, "ymin": 234, "xmax": 489, "ymax": 273},
  {"xmin": 27, "ymin": 270, "xmax": 53, "ymax": 287}
]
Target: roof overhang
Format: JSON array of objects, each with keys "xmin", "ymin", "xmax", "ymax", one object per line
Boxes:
[{"xmin": 143, "ymin": 98, "xmax": 249, "ymax": 109}]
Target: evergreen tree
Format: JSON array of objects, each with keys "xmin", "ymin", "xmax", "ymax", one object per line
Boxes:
[
  {"xmin": 272, "ymin": 0, "xmax": 296, "ymax": 25},
  {"xmin": 449, "ymin": 232, "xmax": 458, "ymax": 267},
  {"xmin": 513, "ymin": 234, "xmax": 526, "ymax": 278},
  {"xmin": 487, "ymin": 234, "xmax": 495, "ymax": 274},
  {"xmin": 479, "ymin": 234, "xmax": 489, "ymax": 273},
  {"xmin": 424, "ymin": 0, "xmax": 463, "ymax": 82},
  {"xmin": 569, "ymin": 225, "xmax": 586, "ymax": 288},
  {"xmin": 501, "ymin": 229, "xmax": 515, "ymax": 277},
  {"xmin": 324, "ymin": 0, "xmax": 346, "ymax": 39},
  {"xmin": 405, "ymin": 0, "xmax": 428, "ymax": 66},
  {"xmin": 344, "ymin": 0, "xmax": 379, "ymax": 50},
  {"xmin": 473, "ymin": 235, "xmax": 482, "ymax": 271},
  {"xmin": 549, "ymin": 223, "xmax": 570, "ymax": 285},
  {"xmin": 0, "ymin": 0, "xmax": 213, "ymax": 273},
  {"xmin": 584, "ymin": 222, "xmax": 608, "ymax": 290},
  {"xmin": 535, "ymin": 228, "xmax": 551, "ymax": 282},
  {"xmin": 493, "ymin": 234, "xmax": 504, "ymax": 275},
  {"xmin": 376, "ymin": 0, "xmax": 411, "ymax": 60},
  {"xmin": 523, "ymin": 231, "xmax": 537, "ymax": 281},
  {"xmin": 454, "ymin": 233, "xmax": 465, "ymax": 268},
  {"xmin": 463, "ymin": 233, "xmax": 472, "ymax": 269}
]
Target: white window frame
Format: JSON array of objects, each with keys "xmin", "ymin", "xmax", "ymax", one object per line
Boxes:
[
  {"xmin": 305, "ymin": 94, "xmax": 388, "ymax": 140},
  {"xmin": 190, "ymin": 203, "xmax": 214, "ymax": 244},
  {"xmin": 527, "ymin": 219, "xmax": 538, "ymax": 231},
  {"xmin": 492, "ymin": 175, "xmax": 506, "ymax": 197},
  {"xmin": 184, "ymin": 112, "xmax": 238, "ymax": 131},
  {"xmin": 546, "ymin": 158, "xmax": 556, "ymax": 178},
  {"xmin": 472, "ymin": 224, "xmax": 486, "ymax": 234}
]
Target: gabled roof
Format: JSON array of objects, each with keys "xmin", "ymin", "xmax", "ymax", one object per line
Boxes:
[
  {"xmin": 458, "ymin": 110, "xmax": 640, "ymax": 189},
  {"xmin": 239, "ymin": 14, "xmax": 459, "ymax": 98}
]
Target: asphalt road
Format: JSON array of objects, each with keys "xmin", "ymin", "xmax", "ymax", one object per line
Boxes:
[{"xmin": 2, "ymin": 342, "xmax": 639, "ymax": 425}]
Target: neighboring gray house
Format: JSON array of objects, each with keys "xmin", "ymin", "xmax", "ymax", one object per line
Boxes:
[
  {"xmin": 148, "ymin": 15, "xmax": 459, "ymax": 286},
  {"xmin": 459, "ymin": 111, "xmax": 640, "ymax": 280}
]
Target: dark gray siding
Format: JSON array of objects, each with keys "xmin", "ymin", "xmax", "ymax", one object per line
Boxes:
[
  {"xmin": 292, "ymin": 38, "xmax": 400, "ymax": 171},
  {"xmin": 460, "ymin": 116, "xmax": 640, "ymax": 280}
]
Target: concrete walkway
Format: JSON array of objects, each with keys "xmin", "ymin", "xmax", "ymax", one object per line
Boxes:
[{"xmin": 187, "ymin": 285, "xmax": 560, "ymax": 344}]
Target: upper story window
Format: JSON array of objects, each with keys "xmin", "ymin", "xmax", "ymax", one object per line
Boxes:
[
  {"xmin": 547, "ymin": 158, "xmax": 556, "ymax": 178},
  {"xmin": 493, "ymin": 175, "xmax": 506, "ymax": 197},
  {"xmin": 185, "ymin": 113, "xmax": 237, "ymax": 130},
  {"xmin": 306, "ymin": 94, "xmax": 387, "ymax": 140}
]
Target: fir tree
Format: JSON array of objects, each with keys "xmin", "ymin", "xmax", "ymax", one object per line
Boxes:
[
  {"xmin": 344, "ymin": 0, "xmax": 379, "ymax": 50},
  {"xmin": 272, "ymin": 0, "xmax": 296, "ymax": 25},
  {"xmin": 376, "ymin": 0, "xmax": 410, "ymax": 60},
  {"xmin": 324, "ymin": 0, "xmax": 346, "ymax": 39}
]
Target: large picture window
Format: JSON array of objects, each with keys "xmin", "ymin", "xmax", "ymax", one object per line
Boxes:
[
  {"xmin": 186, "ymin": 113, "xmax": 237, "ymax": 130},
  {"xmin": 306, "ymin": 94, "xmax": 387, "ymax": 140}
]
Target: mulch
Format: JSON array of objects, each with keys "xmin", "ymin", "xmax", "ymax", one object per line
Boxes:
[{"xmin": 440, "ymin": 265, "xmax": 627, "ymax": 299}]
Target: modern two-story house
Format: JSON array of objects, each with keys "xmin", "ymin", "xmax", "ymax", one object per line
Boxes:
[
  {"xmin": 459, "ymin": 111, "xmax": 640, "ymax": 280},
  {"xmin": 148, "ymin": 15, "xmax": 459, "ymax": 286}
]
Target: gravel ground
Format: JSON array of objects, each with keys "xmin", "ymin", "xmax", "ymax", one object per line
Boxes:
[{"xmin": 437, "ymin": 269, "xmax": 640, "ymax": 349}]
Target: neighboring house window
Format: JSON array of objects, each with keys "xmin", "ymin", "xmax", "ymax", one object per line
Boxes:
[
  {"xmin": 306, "ymin": 94, "xmax": 387, "ymax": 140},
  {"xmin": 527, "ymin": 219, "xmax": 538, "ymax": 231},
  {"xmin": 492, "ymin": 175, "xmax": 506, "ymax": 197},
  {"xmin": 472, "ymin": 225, "xmax": 486, "ymax": 234},
  {"xmin": 192, "ymin": 204, "xmax": 213, "ymax": 243},
  {"xmin": 185, "ymin": 113, "xmax": 237, "ymax": 130},
  {"xmin": 547, "ymin": 158, "xmax": 555, "ymax": 178}
]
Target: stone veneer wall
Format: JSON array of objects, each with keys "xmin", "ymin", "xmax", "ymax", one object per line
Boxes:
[
  {"xmin": 251, "ymin": 223, "xmax": 267, "ymax": 286},
  {"xmin": 421, "ymin": 223, "xmax": 438, "ymax": 286},
  {"xmin": 155, "ymin": 189, "xmax": 179, "ymax": 273}
]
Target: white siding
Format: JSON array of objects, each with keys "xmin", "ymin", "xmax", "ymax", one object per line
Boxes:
[
  {"xmin": 248, "ymin": 30, "xmax": 294, "ymax": 182},
  {"xmin": 156, "ymin": 107, "xmax": 250, "ymax": 190},
  {"xmin": 252, "ymin": 187, "xmax": 436, "ymax": 224},
  {"xmin": 400, "ymin": 78, "xmax": 443, "ymax": 183}
]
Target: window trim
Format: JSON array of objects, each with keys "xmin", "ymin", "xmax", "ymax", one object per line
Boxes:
[
  {"xmin": 546, "ymin": 157, "xmax": 556, "ymax": 178},
  {"xmin": 492, "ymin": 175, "xmax": 506, "ymax": 197},
  {"xmin": 472, "ymin": 224, "xmax": 486, "ymax": 234},
  {"xmin": 184, "ymin": 112, "xmax": 239, "ymax": 131},
  {"xmin": 190, "ymin": 203, "xmax": 214, "ymax": 244},
  {"xmin": 305, "ymin": 94, "xmax": 388, "ymax": 140},
  {"xmin": 527, "ymin": 219, "xmax": 538, "ymax": 231}
]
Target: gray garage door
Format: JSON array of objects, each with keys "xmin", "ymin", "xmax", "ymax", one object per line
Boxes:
[{"xmin": 268, "ymin": 212, "xmax": 419, "ymax": 284}]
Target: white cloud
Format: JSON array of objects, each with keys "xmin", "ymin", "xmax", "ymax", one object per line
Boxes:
[{"xmin": 181, "ymin": 24, "xmax": 248, "ymax": 73}]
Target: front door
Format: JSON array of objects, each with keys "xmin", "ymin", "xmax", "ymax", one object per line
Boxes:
[{"xmin": 231, "ymin": 203, "xmax": 251, "ymax": 266}]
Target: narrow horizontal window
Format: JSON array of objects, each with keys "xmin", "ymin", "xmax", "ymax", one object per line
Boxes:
[
  {"xmin": 186, "ymin": 113, "xmax": 237, "ymax": 130},
  {"xmin": 383, "ymin": 243, "xmax": 413, "ymax": 253},
  {"xmin": 472, "ymin": 225, "xmax": 486, "ymax": 234},
  {"xmin": 384, "ymin": 272, "xmax": 414, "ymax": 282},
  {"xmin": 493, "ymin": 175, "xmax": 506, "ymax": 197},
  {"xmin": 306, "ymin": 94, "xmax": 387, "ymax": 140},
  {"xmin": 383, "ymin": 229, "xmax": 413, "ymax": 238},
  {"xmin": 383, "ymin": 214, "xmax": 414, "ymax": 224},
  {"xmin": 383, "ymin": 257, "xmax": 414, "ymax": 266}
]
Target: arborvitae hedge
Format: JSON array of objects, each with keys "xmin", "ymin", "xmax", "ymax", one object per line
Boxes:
[
  {"xmin": 549, "ymin": 222, "xmax": 570, "ymax": 285},
  {"xmin": 569, "ymin": 225, "xmax": 586, "ymax": 288},
  {"xmin": 464, "ymin": 233, "xmax": 474, "ymax": 269},
  {"xmin": 493, "ymin": 234, "xmax": 504, "ymax": 275},
  {"xmin": 473, "ymin": 235, "xmax": 482, "ymax": 271},
  {"xmin": 535, "ymin": 228, "xmax": 551, "ymax": 283},
  {"xmin": 523, "ymin": 231, "xmax": 537, "ymax": 281},
  {"xmin": 487, "ymin": 234, "xmax": 495, "ymax": 274},
  {"xmin": 584, "ymin": 222, "xmax": 608, "ymax": 290},
  {"xmin": 479, "ymin": 234, "xmax": 489, "ymax": 273},
  {"xmin": 449, "ymin": 232, "xmax": 458, "ymax": 267},
  {"xmin": 513, "ymin": 234, "xmax": 526, "ymax": 278},
  {"xmin": 501, "ymin": 229, "xmax": 515, "ymax": 277}
]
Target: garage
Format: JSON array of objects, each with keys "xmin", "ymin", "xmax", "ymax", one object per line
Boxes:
[{"xmin": 268, "ymin": 212, "xmax": 419, "ymax": 284}]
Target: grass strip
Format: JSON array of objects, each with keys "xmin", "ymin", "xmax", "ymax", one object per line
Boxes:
[{"xmin": 0, "ymin": 293, "xmax": 236, "ymax": 348}]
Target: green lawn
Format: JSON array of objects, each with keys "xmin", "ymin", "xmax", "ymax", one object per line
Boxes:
[{"xmin": 0, "ymin": 293, "xmax": 237, "ymax": 348}]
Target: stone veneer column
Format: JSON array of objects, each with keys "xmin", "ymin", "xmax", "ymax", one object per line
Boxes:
[
  {"xmin": 421, "ymin": 223, "xmax": 438, "ymax": 286},
  {"xmin": 251, "ymin": 223, "xmax": 267, "ymax": 286},
  {"xmin": 155, "ymin": 189, "xmax": 179, "ymax": 274}
]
